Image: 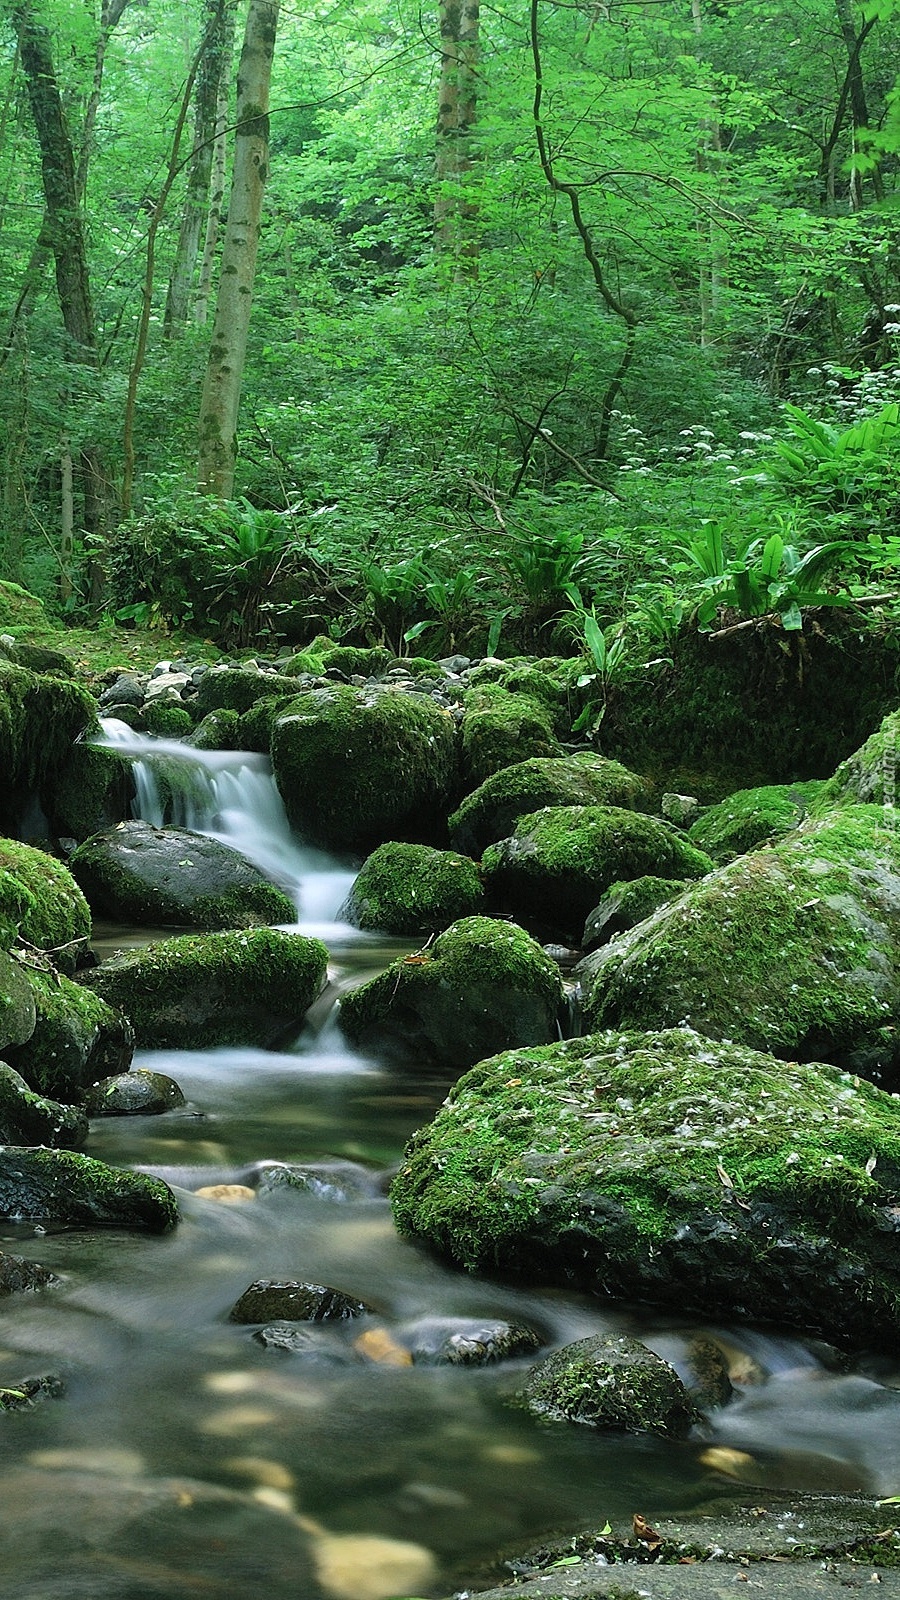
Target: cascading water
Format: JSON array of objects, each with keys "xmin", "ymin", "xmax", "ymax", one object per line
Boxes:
[{"xmin": 96, "ymin": 718, "xmax": 358, "ymax": 936}]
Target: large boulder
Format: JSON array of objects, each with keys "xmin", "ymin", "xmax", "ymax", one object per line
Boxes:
[
  {"xmin": 579, "ymin": 805, "xmax": 900, "ymax": 1083},
  {"xmin": 340, "ymin": 842, "xmax": 484, "ymax": 935},
  {"xmin": 824, "ymin": 705, "xmax": 900, "ymax": 807},
  {"xmin": 0, "ymin": 839, "xmax": 92, "ymax": 960},
  {"xmin": 7, "ymin": 965, "xmax": 133, "ymax": 1102},
  {"xmin": 687, "ymin": 780, "xmax": 825, "ymax": 863},
  {"xmin": 339, "ymin": 915, "xmax": 564, "ymax": 1071},
  {"xmin": 459, "ymin": 686, "xmax": 561, "ymax": 786},
  {"xmin": 0, "ymin": 1147, "xmax": 178, "ymax": 1231},
  {"xmin": 0, "ymin": 949, "xmax": 36, "ymax": 1051},
  {"xmin": 523, "ymin": 1334, "xmax": 695, "ymax": 1437},
  {"xmin": 270, "ymin": 684, "xmax": 457, "ymax": 851},
  {"xmin": 195, "ymin": 665, "xmax": 302, "ymax": 715},
  {"xmin": 0, "ymin": 656, "xmax": 98, "ymax": 832},
  {"xmin": 390, "ymin": 1027, "xmax": 900, "ymax": 1349},
  {"xmin": 44, "ymin": 743, "xmax": 132, "ymax": 843},
  {"xmin": 582, "ymin": 875, "xmax": 688, "ymax": 952},
  {"xmin": 482, "ymin": 805, "xmax": 713, "ymax": 943},
  {"xmin": 70, "ymin": 820, "xmax": 295, "ymax": 929},
  {"xmin": 0, "ymin": 1062, "xmax": 87, "ymax": 1147},
  {"xmin": 79, "ymin": 927, "xmax": 328, "ymax": 1048},
  {"xmin": 448, "ymin": 753, "xmax": 651, "ymax": 856}
]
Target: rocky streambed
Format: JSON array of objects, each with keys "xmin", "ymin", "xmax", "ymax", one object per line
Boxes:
[{"xmin": 3, "ymin": 614, "xmax": 900, "ymax": 1597}]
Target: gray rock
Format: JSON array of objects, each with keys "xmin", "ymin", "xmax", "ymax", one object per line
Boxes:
[
  {"xmin": 229, "ymin": 1279, "xmax": 374, "ymax": 1323},
  {"xmin": 256, "ymin": 1160, "xmax": 380, "ymax": 1203},
  {"xmin": 523, "ymin": 1333, "xmax": 695, "ymax": 1436},
  {"xmin": 83, "ymin": 1069, "xmax": 186, "ymax": 1117},
  {"xmin": 0, "ymin": 1249, "xmax": 58, "ymax": 1295},
  {"xmin": 253, "ymin": 1322, "xmax": 359, "ymax": 1361},
  {"xmin": 0, "ymin": 1147, "xmax": 178, "ymax": 1231},
  {"xmin": 399, "ymin": 1316, "xmax": 542, "ymax": 1366},
  {"xmin": 0, "ymin": 1061, "xmax": 88, "ymax": 1147}
]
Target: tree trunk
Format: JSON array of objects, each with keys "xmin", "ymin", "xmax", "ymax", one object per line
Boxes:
[
  {"xmin": 164, "ymin": 0, "xmax": 237, "ymax": 337},
  {"xmin": 196, "ymin": 4, "xmax": 238, "ymax": 326},
  {"xmin": 76, "ymin": 0, "xmax": 132, "ymax": 203},
  {"xmin": 834, "ymin": 0, "xmax": 884, "ymax": 205},
  {"xmin": 434, "ymin": 0, "xmax": 480, "ymax": 276},
  {"xmin": 197, "ymin": 0, "xmax": 279, "ymax": 499},
  {"xmin": 60, "ymin": 432, "xmax": 74, "ymax": 603}
]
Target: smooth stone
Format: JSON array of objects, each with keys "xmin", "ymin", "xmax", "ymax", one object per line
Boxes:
[
  {"xmin": 83, "ymin": 1069, "xmax": 186, "ymax": 1117},
  {"xmin": 229, "ymin": 1279, "xmax": 375, "ymax": 1324}
]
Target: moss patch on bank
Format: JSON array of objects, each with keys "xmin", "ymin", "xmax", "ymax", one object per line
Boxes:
[{"xmin": 0, "ymin": 840, "xmax": 92, "ymax": 955}]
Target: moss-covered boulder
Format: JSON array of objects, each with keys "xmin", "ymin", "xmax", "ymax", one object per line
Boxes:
[
  {"xmin": 391, "ymin": 1027, "xmax": 900, "ymax": 1348},
  {"xmin": 0, "ymin": 657, "xmax": 99, "ymax": 831},
  {"xmin": 449, "ymin": 753, "xmax": 652, "ymax": 856},
  {"xmin": 0, "ymin": 1147, "xmax": 177, "ymax": 1231},
  {"xmin": 320, "ymin": 644, "xmax": 392, "ymax": 678},
  {"xmin": 0, "ymin": 950, "xmax": 36, "ymax": 1050},
  {"xmin": 70, "ymin": 821, "xmax": 295, "ymax": 929},
  {"xmin": 482, "ymin": 806, "xmax": 713, "ymax": 943},
  {"xmin": 43, "ymin": 743, "xmax": 132, "ymax": 843},
  {"xmin": 189, "ymin": 708, "xmax": 243, "ymax": 750},
  {"xmin": 460, "ymin": 686, "xmax": 561, "ymax": 786},
  {"xmin": 523, "ymin": 1334, "xmax": 695, "ymax": 1437},
  {"xmin": 687, "ymin": 780, "xmax": 825, "ymax": 863},
  {"xmin": 579, "ymin": 806, "xmax": 900, "ymax": 1082},
  {"xmin": 824, "ymin": 706, "xmax": 900, "ymax": 807},
  {"xmin": 0, "ymin": 579, "xmax": 53, "ymax": 635},
  {"xmin": 0, "ymin": 840, "xmax": 92, "ymax": 959},
  {"xmin": 582, "ymin": 875, "xmax": 688, "ymax": 952},
  {"xmin": 0, "ymin": 1062, "xmax": 87, "ymax": 1147},
  {"xmin": 465, "ymin": 658, "xmax": 571, "ymax": 722},
  {"xmin": 83, "ymin": 1069, "xmax": 186, "ymax": 1116},
  {"xmin": 196, "ymin": 666, "xmax": 301, "ymax": 716},
  {"xmin": 142, "ymin": 701, "xmax": 193, "ymax": 738},
  {"xmin": 6, "ymin": 966, "xmax": 133, "ymax": 1102},
  {"xmin": 340, "ymin": 843, "xmax": 484, "ymax": 935},
  {"xmin": 339, "ymin": 915, "xmax": 564, "ymax": 1071},
  {"xmin": 79, "ymin": 927, "xmax": 328, "ymax": 1048},
  {"xmin": 270, "ymin": 684, "xmax": 457, "ymax": 851}
]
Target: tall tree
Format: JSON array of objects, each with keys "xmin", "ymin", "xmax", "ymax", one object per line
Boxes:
[
  {"xmin": 197, "ymin": 0, "xmax": 280, "ymax": 498},
  {"xmin": 434, "ymin": 0, "xmax": 479, "ymax": 273}
]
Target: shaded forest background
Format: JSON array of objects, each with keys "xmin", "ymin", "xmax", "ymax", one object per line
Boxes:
[{"xmin": 2, "ymin": 0, "xmax": 900, "ymax": 662}]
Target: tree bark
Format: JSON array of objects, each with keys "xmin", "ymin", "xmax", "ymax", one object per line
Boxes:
[
  {"xmin": 164, "ymin": 0, "xmax": 237, "ymax": 337},
  {"xmin": 196, "ymin": 28, "xmax": 235, "ymax": 327},
  {"xmin": 197, "ymin": 0, "xmax": 280, "ymax": 499},
  {"xmin": 434, "ymin": 0, "xmax": 480, "ymax": 275}
]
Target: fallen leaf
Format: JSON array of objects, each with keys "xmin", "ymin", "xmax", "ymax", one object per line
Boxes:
[
  {"xmin": 632, "ymin": 1513, "xmax": 662, "ymax": 1549},
  {"xmin": 715, "ymin": 1163, "xmax": 734, "ymax": 1189}
]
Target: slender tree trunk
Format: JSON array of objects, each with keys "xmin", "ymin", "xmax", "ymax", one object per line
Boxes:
[
  {"xmin": 197, "ymin": 0, "xmax": 280, "ymax": 499},
  {"xmin": 76, "ymin": 0, "xmax": 131, "ymax": 203},
  {"xmin": 434, "ymin": 0, "xmax": 480, "ymax": 276},
  {"xmin": 1, "ymin": 323, "xmax": 29, "ymax": 582},
  {"xmin": 691, "ymin": 0, "xmax": 728, "ymax": 349},
  {"xmin": 164, "ymin": 0, "xmax": 236, "ymax": 337},
  {"xmin": 59, "ymin": 432, "xmax": 74, "ymax": 602},
  {"xmin": 196, "ymin": 8, "xmax": 237, "ymax": 326},
  {"xmin": 834, "ymin": 0, "xmax": 884, "ymax": 205}
]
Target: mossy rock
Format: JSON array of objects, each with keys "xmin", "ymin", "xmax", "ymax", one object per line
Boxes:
[
  {"xmin": 7, "ymin": 642, "xmax": 76, "ymax": 677},
  {"xmin": 0, "ymin": 1146, "xmax": 177, "ymax": 1231},
  {"xmin": 195, "ymin": 666, "xmax": 301, "ymax": 716},
  {"xmin": 339, "ymin": 914, "xmax": 564, "ymax": 1071},
  {"xmin": 237, "ymin": 697, "xmax": 283, "ymax": 752},
  {"xmin": 523, "ymin": 1334, "xmax": 695, "ymax": 1437},
  {"xmin": 79, "ymin": 927, "xmax": 328, "ymax": 1048},
  {"xmin": 70, "ymin": 820, "xmax": 295, "ymax": 930},
  {"xmin": 270, "ymin": 684, "xmax": 457, "ymax": 851},
  {"xmin": 465, "ymin": 659, "xmax": 571, "ymax": 723},
  {"xmin": 321, "ymin": 645, "xmax": 393, "ymax": 677},
  {"xmin": 482, "ymin": 806, "xmax": 713, "ymax": 944},
  {"xmin": 460, "ymin": 686, "xmax": 561, "ymax": 786},
  {"xmin": 188, "ymin": 708, "xmax": 243, "ymax": 751},
  {"xmin": 824, "ymin": 706, "xmax": 900, "ymax": 808},
  {"xmin": 282, "ymin": 647, "xmax": 329, "ymax": 676},
  {"xmin": 579, "ymin": 805, "xmax": 900, "ymax": 1083},
  {"xmin": 340, "ymin": 843, "xmax": 485, "ymax": 935},
  {"xmin": 0, "ymin": 658, "xmax": 99, "ymax": 831},
  {"xmin": 0, "ymin": 580, "xmax": 52, "ymax": 635},
  {"xmin": 582, "ymin": 875, "xmax": 688, "ymax": 952},
  {"xmin": 390, "ymin": 1026, "xmax": 900, "ymax": 1348},
  {"xmin": 0, "ymin": 839, "xmax": 92, "ymax": 958},
  {"xmin": 0, "ymin": 950, "xmax": 36, "ymax": 1049},
  {"xmin": 44, "ymin": 743, "xmax": 132, "ymax": 842},
  {"xmin": 6, "ymin": 966, "xmax": 133, "ymax": 1103},
  {"xmin": 83, "ymin": 1069, "xmax": 186, "ymax": 1117},
  {"xmin": 0, "ymin": 1061, "xmax": 87, "ymax": 1148},
  {"xmin": 142, "ymin": 702, "xmax": 193, "ymax": 738},
  {"xmin": 449, "ymin": 754, "xmax": 652, "ymax": 856},
  {"xmin": 687, "ymin": 780, "xmax": 826, "ymax": 862}
]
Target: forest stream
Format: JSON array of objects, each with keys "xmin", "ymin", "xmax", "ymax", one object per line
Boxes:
[{"xmin": 2, "ymin": 728, "xmax": 900, "ymax": 1600}]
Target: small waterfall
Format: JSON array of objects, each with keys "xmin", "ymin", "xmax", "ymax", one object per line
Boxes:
[{"xmin": 96, "ymin": 719, "xmax": 358, "ymax": 933}]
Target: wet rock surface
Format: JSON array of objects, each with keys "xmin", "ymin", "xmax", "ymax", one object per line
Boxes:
[
  {"xmin": 0, "ymin": 1060, "xmax": 88, "ymax": 1147},
  {"xmin": 83, "ymin": 1068, "xmax": 186, "ymax": 1117},
  {"xmin": 397, "ymin": 1316, "xmax": 543, "ymax": 1366},
  {"xmin": 229, "ymin": 1279, "xmax": 375, "ymax": 1323},
  {"xmin": 0, "ymin": 1147, "xmax": 178, "ymax": 1231},
  {"xmin": 523, "ymin": 1334, "xmax": 695, "ymax": 1437},
  {"xmin": 0, "ymin": 1248, "xmax": 58, "ymax": 1295}
]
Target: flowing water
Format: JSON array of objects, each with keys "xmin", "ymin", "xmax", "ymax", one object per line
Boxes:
[{"xmin": 4, "ymin": 727, "xmax": 900, "ymax": 1598}]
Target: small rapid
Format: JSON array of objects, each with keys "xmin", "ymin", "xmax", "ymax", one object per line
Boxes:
[{"xmin": 95, "ymin": 718, "xmax": 358, "ymax": 937}]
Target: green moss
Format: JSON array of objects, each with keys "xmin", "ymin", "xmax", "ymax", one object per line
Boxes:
[
  {"xmin": 823, "ymin": 707, "xmax": 900, "ymax": 808},
  {"xmin": 0, "ymin": 948, "xmax": 37, "ymax": 1048},
  {"xmin": 270, "ymin": 684, "xmax": 457, "ymax": 850},
  {"xmin": 237, "ymin": 697, "xmax": 282, "ymax": 752},
  {"xmin": 340, "ymin": 914, "xmax": 564, "ymax": 1069},
  {"xmin": 46, "ymin": 743, "xmax": 131, "ymax": 841},
  {"xmin": 0, "ymin": 1062, "xmax": 87, "ymax": 1148},
  {"xmin": 282, "ymin": 647, "xmax": 329, "ymax": 676},
  {"xmin": 189, "ymin": 708, "xmax": 243, "ymax": 750},
  {"xmin": 0, "ymin": 580, "xmax": 52, "ymax": 635},
  {"xmin": 79, "ymin": 927, "xmax": 328, "ymax": 1048},
  {"xmin": 524, "ymin": 1334, "xmax": 695, "ymax": 1437},
  {"xmin": 389, "ymin": 655, "xmax": 442, "ymax": 676},
  {"xmin": 580, "ymin": 805, "xmax": 900, "ymax": 1073},
  {"xmin": 196, "ymin": 667, "xmax": 300, "ymax": 715},
  {"xmin": 0, "ymin": 1146, "xmax": 178, "ymax": 1232},
  {"xmin": 449, "ymin": 754, "xmax": 652, "ymax": 855},
  {"xmin": 466, "ymin": 659, "xmax": 571, "ymax": 720},
  {"xmin": 142, "ymin": 702, "xmax": 193, "ymax": 738},
  {"xmin": 0, "ymin": 658, "xmax": 99, "ymax": 828},
  {"xmin": 482, "ymin": 806, "xmax": 713, "ymax": 941},
  {"xmin": 0, "ymin": 840, "xmax": 91, "ymax": 954},
  {"xmin": 461, "ymin": 686, "xmax": 562, "ymax": 785},
  {"xmin": 343, "ymin": 842, "xmax": 485, "ymax": 934},
  {"xmin": 321, "ymin": 645, "xmax": 392, "ymax": 676},
  {"xmin": 10, "ymin": 964, "xmax": 128, "ymax": 1101},
  {"xmin": 584, "ymin": 875, "xmax": 689, "ymax": 948},
  {"xmin": 687, "ymin": 780, "xmax": 826, "ymax": 861},
  {"xmin": 390, "ymin": 1026, "xmax": 900, "ymax": 1344}
]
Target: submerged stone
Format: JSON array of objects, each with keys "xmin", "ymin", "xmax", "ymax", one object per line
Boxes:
[
  {"xmin": 339, "ymin": 915, "xmax": 564, "ymax": 1071},
  {"xmin": 230, "ymin": 1279, "xmax": 374, "ymax": 1323},
  {"xmin": 398, "ymin": 1316, "xmax": 543, "ymax": 1367},
  {"xmin": 0, "ymin": 1249, "xmax": 58, "ymax": 1295},
  {"xmin": 390, "ymin": 1027, "xmax": 900, "ymax": 1348},
  {"xmin": 78, "ymin": 927, "xmax": 327, "ymax": 1049},
  {"xmin": 70, "ymin": 820, "xmax": 295, "ymax": 930},
  {"xmin": 523, "ymin": 1333, "xmax": 695, "ymax": 1437}
]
